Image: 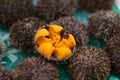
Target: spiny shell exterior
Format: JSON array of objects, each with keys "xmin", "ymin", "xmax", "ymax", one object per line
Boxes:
[
  {"xmin": 67, "ymin": 46, "xmax": 110, "ymax": 80},
  {"xmin": 51, "ymin": 16, "xmax": 88, "ymax": 47},
  {"xmin": 105, "ymin": 35, "xmax": 120, "ymax": 74},
  {"xmin": 88, "ymin": 10, "xmax": 120, "ymax": 41},
  {"xmin": 0, "ymin": 0, "xmax": 34, "ymax": 27},
  {"xmin": 37, "ymin": 0, "xmax": 76, "ymax": 21},
  {"xmin": 12, "ymin": 57, "xmax": 59, "ymax": 80},
  {"xmin": 0, "ymin": 65, "xmax": 12, "ymax": 80},
  {"xmin": 10, "ymin": 17, "xmax": 46, "ymax": 53},
  {"xmin": 79, "ymin": 0, "xmax": 114, "ymax": 12}
]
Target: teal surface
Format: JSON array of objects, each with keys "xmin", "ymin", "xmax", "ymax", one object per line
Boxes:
[{"xmin": 0, "ymin": 1, "xmax": 120, "ymax": 80}]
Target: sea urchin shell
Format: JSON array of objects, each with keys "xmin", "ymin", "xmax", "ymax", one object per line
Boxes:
[
  {"xmin": 88, "ymin": 10, "xmax": 120, "ymax": 41},
  {"xmin": 0, "ymin": 0, "xmax": 34, "ymax": 27},
  {"xmin": 12, "ymin": 57, "xmax": 59, "ymax": 80},
  {"xmin": 105, "ymin": 35, "xmax": 120, "ymax": 74},
  {"xmin": 10, "ymin": 17, "xmax": 46, "ymax": 53},
  {"xmin": 67, "ymin": 46, "xmax": 110, "ymax": 80},
  {"xmin": 37, "ymin": 0, "xmax": 76, "ymax": 21}
]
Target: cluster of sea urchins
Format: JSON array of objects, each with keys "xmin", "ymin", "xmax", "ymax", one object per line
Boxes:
[
  {"xmin": 10, "ymin": 16, "xmax": 88, "ymax": 61},
  {"xmin": 37, "ymin": 0, "xmax": 76, "ymax": 21},
  {"xmin": 78, "ymin": 0, "xmax": 114, "ymax": 12},
  {"xmin": 105, "ymin": 35, "xmax": 120, "ymax": 74},
  {"xmin": 67, "ymin": 46, "xmax": 110, "ymax": 80},
  {"xmin": 88, "ymin": 10, "xmax": 120, "ymax": 41},
  {"xmin": 12, "ymin": 57, "xmax": 59, "ymax": 80},
  {"xmin": 0, "ymin": 65, "xmax": 12, "ymax": 80},
  {"xmin": 10, "ymin": 17, "xmax": 47, "ymax": 53},
  {"xmin": 0, "ymin": 0, "xmax": 34, "ymax": 27}
]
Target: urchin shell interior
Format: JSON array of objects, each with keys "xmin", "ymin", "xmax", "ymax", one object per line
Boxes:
[{"xmin": 35, "ymin": 24, "xmax": 76, "ymax": 60}]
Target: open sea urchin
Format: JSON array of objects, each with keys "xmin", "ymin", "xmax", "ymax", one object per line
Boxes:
[
  {"xmin": 12, "ymin": 57, "xmax": 59, "ymax": 80},
  {"xmin": 105, "ymin": 35, "xmax": 120, "ymax": 74},
  {"xmin": 0, "ymin": 65, "xmax": 12, "ymax": 80},
  {"xmin": 34, "ymin": 24, "xmax": 76, "ymax": 61},
  {"xmin": 79, "ymin": 0, "xmax": 114, "ymax": 12},
  {"xmin": 67, "ymin": 46, "xmax": 110, "ymax": 80},
  {"xmin": 0, "ymin": 0, "xmax": 34, "ymax": 27},
  {"xmin": 88, "ymin": 10, "xmax": 120, "ymax": 41},
  {"xmin": 37, "ymin": 0, "xmax": 76, "ymax": 21},
  {"xmin": 51, "ymin": 16, "xmax": 88, "ymax": 47},
  {"xmin": 10, "ymin": 17, "xmax": 46, "ymax": 53}
]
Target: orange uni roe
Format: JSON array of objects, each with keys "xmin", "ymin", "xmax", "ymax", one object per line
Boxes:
[{"xmin": 35, "ymin": 25, "xmax": 76, "ymax": 59}]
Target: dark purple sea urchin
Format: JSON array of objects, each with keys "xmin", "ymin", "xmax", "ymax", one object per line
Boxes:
[
  {"xmin": 12, "ymin": 57, "xmax": 59, "ymax": 80},
  {"xmin": 0, "ymin": 65, "xmax": 12, "ymax": 80},
  {"xmin": 9, "ymin": 17, "xmax": 46, "ymax": 53},
  {"xmin": 88, "ymin": 10, "xmax": 120, "ymax": 41},
  {"xmin": 37, "ymin": 0, "xmax": 76, "ymax": 21},
  {"xmin": 51, "ymin": 16, "xmax": 88, "ymax": 47},
  {"xmin": 0, "ymin": 0, "xmax": 34, "ymax": 27},
  {"xmin": 79, "ymin": 0, "xmax": 114, "ymax": 12},
  {"xmin": 105, "ymin": 35, "xmax": 120, "ymax": 74},
  {"xmin": 67, "ymin": 46, "xmax": 110, "ymax": 80}
]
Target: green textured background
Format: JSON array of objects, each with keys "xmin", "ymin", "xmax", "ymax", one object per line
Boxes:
[{"xmin": 0, "ymin": 0, "xmax": 120, "ymax": 80}]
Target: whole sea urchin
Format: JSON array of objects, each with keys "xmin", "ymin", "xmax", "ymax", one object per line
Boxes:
[
  {"xmin": 79, "ymin": 0, "xmax": 114, "ymax": 12},
  {"xmin": 10, "ymin": 17, "xmax": 46, "ymax": 53},
  {"xmin": 105, "ymin": 35, "xmax": 120, "ymax": 74},
  {"xmin": 51, "ymin": 16, "xmax": 88, "ymax": 47},
  {"xmin": 37, "ymin": 0, "xmax": 76, "ymax": 21},
  {"xmin": 67, "ymin": 46, "xmax": 110, "ymax": 80},
  {"xmin": 0, "ymin": 65, "xmax": 12, "ymax": 80},
  {"xmin": 88, "ymin": 10, "xmax": 120, "ymax": 41},
  {"xmin": 12, "ymin": 57, "xmax": 59, "ymax": 80},
  {"xmin": 0, "ymin": 0, "xmax": 34, "ymax": 27}
]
